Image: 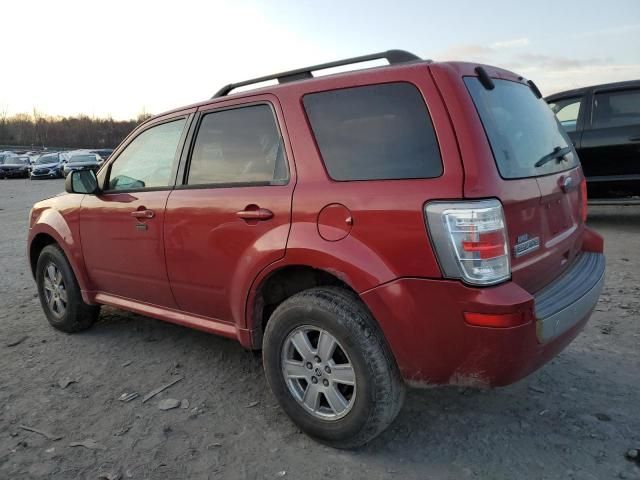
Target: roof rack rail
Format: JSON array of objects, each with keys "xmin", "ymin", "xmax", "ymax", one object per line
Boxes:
[{"xmin": 212, "ymin": 49, "xmax": 422, "ymax": 98}]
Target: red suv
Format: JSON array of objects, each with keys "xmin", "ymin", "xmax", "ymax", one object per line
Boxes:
[{"xmin": 28, "ymin": 50, "xmax": 605, "ymax": 448}]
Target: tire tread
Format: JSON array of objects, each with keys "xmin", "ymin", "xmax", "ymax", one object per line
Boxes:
[{"xmin": 36, "ymin": 244, "xmax": 99, "ymax": 333}]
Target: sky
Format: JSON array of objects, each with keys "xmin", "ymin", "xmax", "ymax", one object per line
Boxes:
[{"xmin": 1, "ymin": 0, "xmax": 639, "ymax": 120}]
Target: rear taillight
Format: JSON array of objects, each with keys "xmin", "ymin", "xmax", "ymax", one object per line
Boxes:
[
  {"xmin": 580, "ymin": 178, "xmax": 588, "ymax": 222},
  {"xmin": 425, "ymin": 199, "xmax": 510, "ymax": 286}
]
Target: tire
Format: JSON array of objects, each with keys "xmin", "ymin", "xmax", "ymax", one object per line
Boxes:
[
  {"xmin": 263, "ymin": 286, "xmax": 405, "ymax": 448},
  {"xmin": 36, "ymin": 244, "xmax": 100, "ymax": 333}
]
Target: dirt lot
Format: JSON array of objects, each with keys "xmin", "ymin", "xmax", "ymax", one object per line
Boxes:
[{"xmin": 0, "ymin": 178, "xmax": 638, "ymax": 480}]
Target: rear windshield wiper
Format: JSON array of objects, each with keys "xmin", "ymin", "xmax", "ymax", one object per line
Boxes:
[{"xmin": 534, "ymin": 146, "xmax": 572, "ymax": 168}]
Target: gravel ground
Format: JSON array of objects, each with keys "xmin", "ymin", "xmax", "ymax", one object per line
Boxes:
[{"xmin": 0, "ymin": 178, "xmax": 639, "ymax": 480}]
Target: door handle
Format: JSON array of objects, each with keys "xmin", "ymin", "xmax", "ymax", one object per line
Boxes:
[
  {"xmin": 236, "ymin": 207, "xmax": 273, "ymax": 221},
  {"xmin": 131, "ymin": 209, "xmax": 155, "ymax": 219},
  {"xmin": 629, "ymin": 135, "xmax": 640, "ymax": 142}
]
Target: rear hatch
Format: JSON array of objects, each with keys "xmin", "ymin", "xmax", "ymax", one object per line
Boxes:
[{"xmin": 461, "ymin": 71, "xmax": 586, "ymax": 293}]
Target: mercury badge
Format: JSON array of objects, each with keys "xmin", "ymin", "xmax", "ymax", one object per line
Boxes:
[{"xmin": 513, "ymin": 233, "xmax": 540, "ymax": 258}]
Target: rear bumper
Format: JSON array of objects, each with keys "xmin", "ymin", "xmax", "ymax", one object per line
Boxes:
[
  {"xmin": 534, "ymin": 252, "xmax": 605, "ymax": 343},
  {"xmin": 361, "ymin": 240, "xmax": 605, "ymax": 388}
]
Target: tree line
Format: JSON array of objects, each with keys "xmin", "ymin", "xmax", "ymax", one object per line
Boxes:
[{"xmin": 0, "ymin": 110, "xmax": 152, "ymax": 149}]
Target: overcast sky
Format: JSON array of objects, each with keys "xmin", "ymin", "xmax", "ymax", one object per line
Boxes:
[{"xmin": 2, "ymin": 0, "xmax": 639, "ymax": 119}]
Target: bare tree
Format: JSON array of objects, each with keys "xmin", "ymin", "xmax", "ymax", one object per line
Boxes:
[{"xmin": 0, "ymin": 112, "xmax": 146, "ymax": 149}]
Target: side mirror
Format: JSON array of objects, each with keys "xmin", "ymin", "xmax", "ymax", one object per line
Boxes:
[{"xmin": 65, "ymin": 169, "xmax": 99, "ymax": 194}]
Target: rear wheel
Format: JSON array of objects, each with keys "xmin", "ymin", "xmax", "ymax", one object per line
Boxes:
[
  {"xmin": 36, "ymin": 244, "xmax": 100, "ymax": 332},
  {"xmin": 263, "ymin": 287, "xmax": 405, "ymax": 448}
]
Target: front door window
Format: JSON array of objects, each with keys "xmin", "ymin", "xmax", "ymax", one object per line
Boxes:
[{"xmin": 108, "ymin": 118, "xmax": 186, "ymax": 190}]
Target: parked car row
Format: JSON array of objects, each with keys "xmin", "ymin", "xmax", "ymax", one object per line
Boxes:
[{"xmin": 0, "ymin": 148, "xmax": 113, "ymax": 180}]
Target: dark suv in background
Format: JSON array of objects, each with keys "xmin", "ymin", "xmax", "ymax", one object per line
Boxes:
[{"xmin": 547, "ymin": 80, "xmax": 640, "ymax": 198}]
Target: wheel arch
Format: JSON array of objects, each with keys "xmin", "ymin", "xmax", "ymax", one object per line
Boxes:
[
  {"xmin": 29, "ymin": 232, "xmax": 58, "ymax": 278},
  {"xmin": 246, "ymin": 262, "xmax": 383, "ymax": 350},
  {"xmin": 29, "ymin": 219, "xmax": 93, "ymax": 300}
]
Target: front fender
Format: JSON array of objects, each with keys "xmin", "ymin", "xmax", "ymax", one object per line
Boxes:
[{"xmin": 28, "ymin": 198, "xmax": 93, "ymax": 298}]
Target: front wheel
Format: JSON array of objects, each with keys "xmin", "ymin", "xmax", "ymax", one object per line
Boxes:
[
  {"xmin": 263, "ymin": 287, "xmax": 405, "ymax": 448},
  {"xmin": 36, "ymin": 244, "xmax": 100, "ymax": 332}
]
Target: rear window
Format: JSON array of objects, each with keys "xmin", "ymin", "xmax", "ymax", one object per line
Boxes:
[
  {"xmin": 465, "ymin": 77, "xmax": 578, "ymax": 179},
  {"xmin": 303, "ymin": 83, "xmax": 443, "ymax": 181}
]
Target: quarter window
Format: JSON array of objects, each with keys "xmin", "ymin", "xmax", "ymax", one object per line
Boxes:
[
  {"xmin": 108, "ymin": 119, "xmax": 186, "ymax": 191},
  {"xmin": 303, "ymin": 83, "xmax": 443, "ymax": 181},
  {"xmin": 592, "ymin": 89, "xmax": 640, "ymax": 128},
  {"xmin": 187, "ymin": 104, "xmax": 288, "ymax": 186}
]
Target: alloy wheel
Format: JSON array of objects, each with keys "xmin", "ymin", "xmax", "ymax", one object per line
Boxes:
[
  {"xmin": 281, "ymin": 326, "xmax": 356, "ymax": 420},
  {"xmin": 42, "ymin": 262, "xmax": 67, "ymax": 318}
]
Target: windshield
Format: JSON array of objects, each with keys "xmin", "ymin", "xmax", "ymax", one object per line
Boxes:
[
  {"xmin": 36, "ymin": 154, "xmax": 59, "ymax": 164},
  {"xmin": 8, "ymin": 157, "xmax": 30, "ymax": 164},
  {"xmin": 464, "ymin": 77, "xmax": 578, "ymax": 179},
  {"xmin": 0, "ymin": 157, "xmax": 29, "ymax": 165},
  {"xmin": 69, "ymin": 154, "xmax": 97, "ymax": 163}
]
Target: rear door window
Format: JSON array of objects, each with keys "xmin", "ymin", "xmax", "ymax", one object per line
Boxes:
[
  {"xmin": 548, "ymin": 96, "xmax": 583, "ymax": 132},
  {"xmin": 187, "ymin": 104, "xmax": 288, "ymax": 186},
  {"xmin": 303, "ymin": 83, "xmax": 442, "ymax": 181},
  {"xmin": 592, "ymin": 89, "xmax": 640, "ymax": 129},
  {"xmin": 465, "ymin": 77, "xmax": 578, "ymax": 179}
]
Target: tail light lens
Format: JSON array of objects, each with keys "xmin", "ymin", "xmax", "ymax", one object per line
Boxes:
[
  {"xmin": 425, "ymin": 199, "xmax": 510, "ymax": 285},
  {"xmin": 580, "ymin": 177, "xmax": 588, "ymax": 222}
]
